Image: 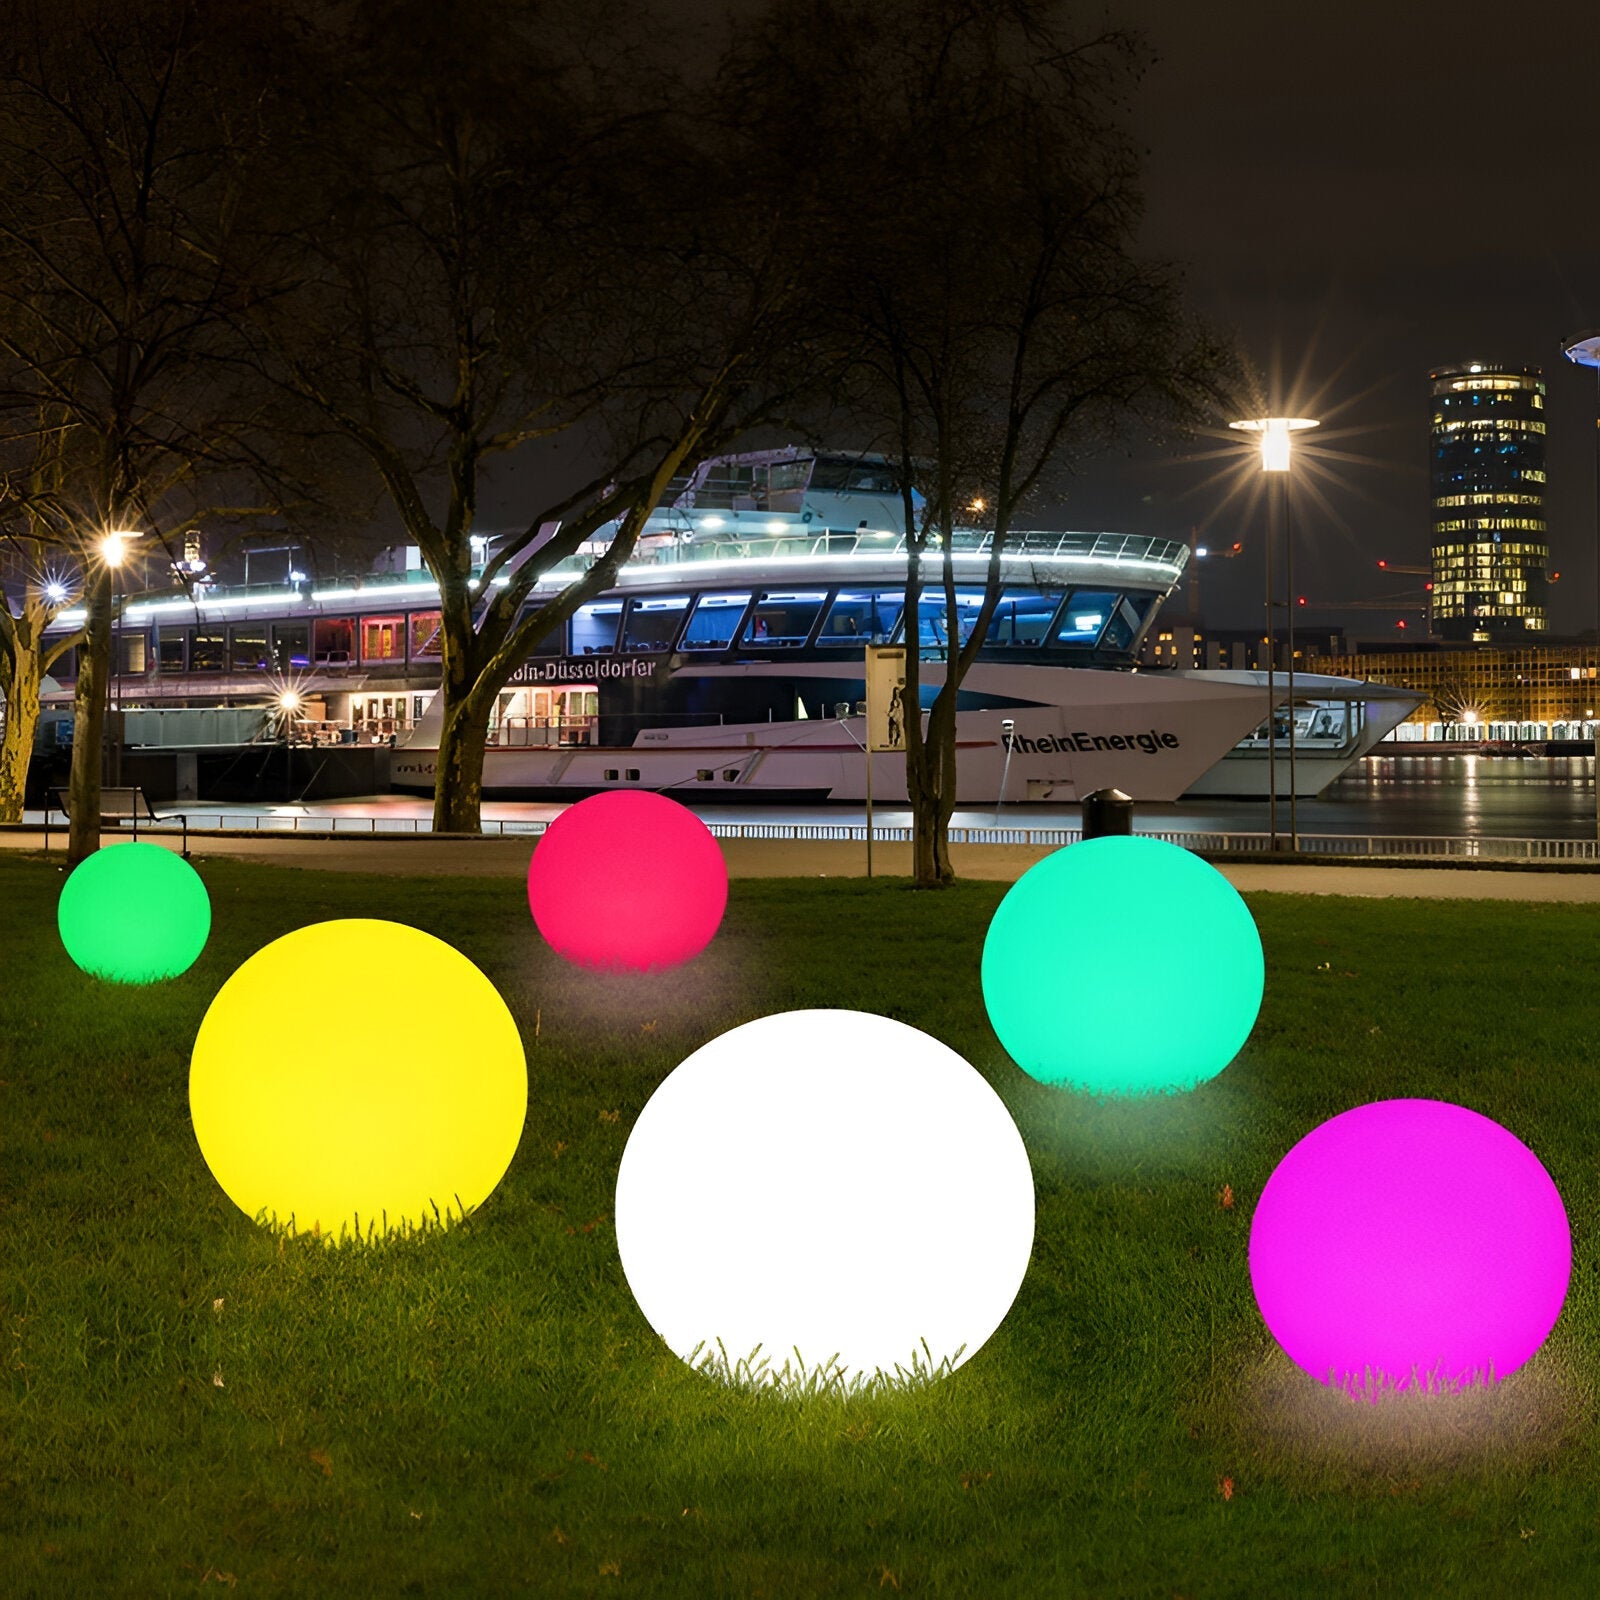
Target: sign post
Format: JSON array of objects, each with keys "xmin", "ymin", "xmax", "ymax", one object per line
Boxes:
[{"xmin": 864, "ymin": 646, "xmax": 907, "ymax": 878}]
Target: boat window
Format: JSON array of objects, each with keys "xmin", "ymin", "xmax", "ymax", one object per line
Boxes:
[
  {"xmin": 118, "ymin": 631, "xmax": 148, "ymax": 674},
  {"xmin": 768, "ymin": 460, "xmax": 810, "ymax": 492},
  {"xmin": 621, "ymin": 594, "xmax": 690, "ymax": 652},
  {"xmin": 915, "ymin": 589, "xmax": 986, "ymax": 650},
  {"xmin": 313, "ymin": 617, "xmax": 354, "ymax": 666},
  {"xmin": 742, "ymin": 591, "xmax": 827, "ymax": 648},
  {"xmin": 810, "ymin": 457, "xmax": 901, "ymax": 494},
  {"xmin": 229, "ymin": 625, "xmax": 270, "ymax": 671},
  {"xmin": 817, "ymin": 589, "xmax": 903, "ymax": 645},
  {"xmin": 362, "ymin": 616, "xmax": 404, "ymax": 662},
  {"xmin": 1099, "ymin": 593, "xmax": 1154, "ymax": 652},
  {"xmin": 570, "ymin": 599, "xmax": 623, "ymax": 654},
  {"xmin": 408, "ymin": 610, "xmax": 442, "ymax": 660},
  {"xmin": 157, "ymin": 627, "xmax": 186, "ymax": 672},
  {"xmin": 192, "ymin": 628, "xmax": 226, "ymax": 672},
  {"xmin": 987, "ymin": 589, "xmax": 1065, "ymax": 647},
  {"xmin": 272, "ymin": 621, "xmax": 310, "ymax": 670},
  {"xmin": 1056, "ymin": 590, "xmax": 1118, "ymax": 645},
  {"xmin": 681, "ymin": 591, "xmax": 752, "ymax": 650}
]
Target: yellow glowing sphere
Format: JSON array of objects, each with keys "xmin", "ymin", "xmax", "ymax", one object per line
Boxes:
[{"xmin": 189, "ymin": 920, "xmax": 527, "ymax": 1243}]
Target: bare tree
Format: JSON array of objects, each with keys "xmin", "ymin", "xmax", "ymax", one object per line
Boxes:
[
  {"xmin": 0, "ymin": 424, "xmax": 83, "ymax": 822},
  {"xmin": 238, "ymin": 0, "xmax": 825, "ymax": 833},
  {"xmin": 737, "ymin": 0, "xmax": 1240, "ymax": 883},
  {"xmin": 0, "ymin": 0, "xmax": 302, "ymax": 859}
]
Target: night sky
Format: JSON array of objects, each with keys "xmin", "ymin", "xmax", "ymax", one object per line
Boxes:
[
  {"xmin": 1081, "ymin": 0, "xmax": 1600, "ymax": 638},
  {"xmin": 480, "ymin": 2, "xmax": 1600, "ymax": 642}
]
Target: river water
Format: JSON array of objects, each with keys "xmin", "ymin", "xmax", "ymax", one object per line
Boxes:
[{"xmin": 1141, "ymin": 754, "xmax": 1600, "ymax": 841}]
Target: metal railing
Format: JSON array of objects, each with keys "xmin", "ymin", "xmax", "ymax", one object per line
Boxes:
[
  {"xmin": 22, "ymin": 814, "xmax": 1600, "ymax": 862},
  {"xmin": 553, "ymin": 527, "xmax": 1189, "ymax": 576}
]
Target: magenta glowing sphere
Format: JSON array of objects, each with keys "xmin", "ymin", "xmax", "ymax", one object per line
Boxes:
[
  {"xmin": 527, "ymin": 790, "xmax": 728, "ymax": 972},
  {"xmin": 1250, "ymin": 1099, "xmax": 1571, "ymax": 1395}
]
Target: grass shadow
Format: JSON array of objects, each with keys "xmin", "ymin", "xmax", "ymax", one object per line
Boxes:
[{"xmin": 1213, "ymin": 1343, "xmax": 1593, "ymax": 1487}]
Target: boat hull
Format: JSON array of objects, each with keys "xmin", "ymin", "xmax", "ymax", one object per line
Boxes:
[{"xmin": 393, "ymin": 662, "xmax": 1273, "ymax": 804}]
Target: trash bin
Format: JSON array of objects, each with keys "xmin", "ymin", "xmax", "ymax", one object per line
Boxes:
[{"xmin": 1081, "ymin": 787, "xmax": 1133, "ymax": 839}]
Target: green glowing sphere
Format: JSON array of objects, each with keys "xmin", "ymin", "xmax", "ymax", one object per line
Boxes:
[
  {"xmin": 57, "ymin": 841, "xmax": 211, "ymax": 984},
  {"xmin": 981, "ymin": 836, "xmax": 1263, "ymax": 1095}
]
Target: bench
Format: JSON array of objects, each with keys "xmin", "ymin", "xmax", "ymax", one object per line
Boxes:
[{"xmin": 44, "ymin": 786, "xmax": 189, "ymax": 858}]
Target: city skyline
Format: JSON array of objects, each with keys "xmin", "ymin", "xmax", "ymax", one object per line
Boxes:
[{"xmin": 1039, "ymin": 0, "xmax": 1600, "ymax": 639}]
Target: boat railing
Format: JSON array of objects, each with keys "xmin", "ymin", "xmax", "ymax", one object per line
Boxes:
[{"xmin": 553, "ymin": 528, "xmax": 1189, "ymax": 576}]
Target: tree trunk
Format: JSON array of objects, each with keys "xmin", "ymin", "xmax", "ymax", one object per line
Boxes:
[
  {"xmin": 67, "ymin": 566, "xmax": 112, "ymax": 864},
  {"xmin": 0, "ymin": 646, "xmax": 43, "ymax": 825},
  {"xmin": 431, "ymin": 691, "xmax": 494, "ymax": 834},
  {"xmin": 908, "ymin": 689, "xmax": 959, "ymax": 887}
]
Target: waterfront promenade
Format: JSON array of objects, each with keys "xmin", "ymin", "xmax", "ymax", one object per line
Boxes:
[{"xmin": 8, "ymin": 824, "xmax": 1600, "ymax": 899}]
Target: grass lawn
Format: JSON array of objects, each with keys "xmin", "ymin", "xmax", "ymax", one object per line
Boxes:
[{"xmin": 4, "ymin": 850, "xmax": 1600, "ymax": 1597}]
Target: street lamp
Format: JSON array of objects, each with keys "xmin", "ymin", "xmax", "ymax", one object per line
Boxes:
[
  {"xmin": 1561, "ymin": 330, "xmax": 1600, "ymax": 842},
  {"xmin": 101, "ymin": 530, "xmax": 138, "ymax": 788},
  {"xmin": 1229, "ymin": 417, "xmax": 1319, "ymax": 849}
]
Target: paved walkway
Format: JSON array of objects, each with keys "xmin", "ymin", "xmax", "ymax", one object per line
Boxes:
[{"xmin": 8, "ymin": 826, "xmax": 1600, "ymax": 900}]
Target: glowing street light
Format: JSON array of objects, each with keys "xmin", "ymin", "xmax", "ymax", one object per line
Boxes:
[
  {"xmin": 1229, "ymin": 416, "xmax": 1320, "ymax": 849},
  {"xmin": 100, "ymin": 530, "xmax": 136, "ymax": 566},
  {"xmin": 1229, "ymin": 415, "xmax": 1318, "ymax": 473}
]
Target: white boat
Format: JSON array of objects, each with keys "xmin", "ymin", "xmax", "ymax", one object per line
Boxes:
[
  {"xmin": 392, "ymin": 449, "xmax": 1282, "ymax": 802},
  {"xmin": 35, "ymin": 445, "xmax": 1414, "ymax": 806},
  {"xmin": 1177, "ymin": 671, "xmax": 1426, "ymax": 798}
]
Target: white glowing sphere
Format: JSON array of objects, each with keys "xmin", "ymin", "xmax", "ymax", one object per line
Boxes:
[{"xmin": 614, "ymin": 1010, "xmax": 1035, "ymax": 1393}]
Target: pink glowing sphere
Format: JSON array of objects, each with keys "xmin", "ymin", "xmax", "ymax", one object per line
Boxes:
[
  {"xmin": 1250, "ymin": 1099, "xmax": 1570, "ymax": 1395},
  {"xmin": 527, "ymin": 791, "xmax": 728, "ymax": 972}
]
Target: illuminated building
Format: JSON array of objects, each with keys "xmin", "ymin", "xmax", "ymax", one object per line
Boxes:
[
  {"xmin": 1309, "ymin": 643, "xmax": 1600, "ymax": 740},
  {"xmin": 1428, "ymin": 362, "xmax": 1548, "ymax": 640}
]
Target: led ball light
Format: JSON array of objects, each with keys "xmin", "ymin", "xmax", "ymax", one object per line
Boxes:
[
  {"xmin": 614, "ymin": 1010, "xmax": 1035, "ymax": 1393},
  {"xmin": 57, "ymin": 840, "xmax": 211, "ymax": 984},
  {"xmin": 190, "ymin": 920, "xmax": 526, "ymax": 1244},
  {"xmin": 527, "ymin": 790, "xmax": 727, "ymax": 972},
  {"xmin": 981, "ymin": 835, "xmax": 1262, "ymax": 1094},
  {"xmin": 1250, "ymin": 1099, "xmax": 1571, "ymax": 1395}
]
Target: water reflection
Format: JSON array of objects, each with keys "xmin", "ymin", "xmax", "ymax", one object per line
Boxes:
[{"xmin": 1145, "ymin": 754, "xmax": 1600, "ymax": 840}]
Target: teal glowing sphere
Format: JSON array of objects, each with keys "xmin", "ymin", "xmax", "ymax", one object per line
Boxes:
[
  {"xmin": 981, "ymin": 836, "xmax": 1263, "ymax": 1095},
  {"xmin": 57, "ymin": 841, "xmax": 211, "ymax": 984}
]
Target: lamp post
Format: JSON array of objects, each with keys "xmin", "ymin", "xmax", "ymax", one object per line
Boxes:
[
  {"xmin": 1228, "ymin": 417, "xmax": 1319, "ymax": 849},
  {"xmin": 1561, "ymin": 330, "xmax": 1600, "ymax": 843},
  {"xmin": 100, "ymin": 531, "xmax": 132, "ymax": 790}
]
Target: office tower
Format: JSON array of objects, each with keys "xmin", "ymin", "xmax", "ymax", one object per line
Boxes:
[{"xmin": 1429, "ymin": 362, "xmax": 1548, "ymax": 640}]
